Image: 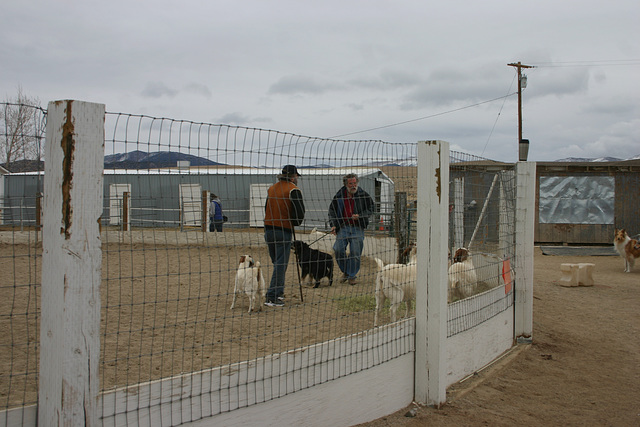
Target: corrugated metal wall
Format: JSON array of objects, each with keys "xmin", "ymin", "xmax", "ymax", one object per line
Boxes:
[
  {"xmin": 4, "ymin": 163, "xmax": 637, "ymax": 244},
  {"xmin": 2, "ymin": 170, "xmax": 387, "ymax": 231}
]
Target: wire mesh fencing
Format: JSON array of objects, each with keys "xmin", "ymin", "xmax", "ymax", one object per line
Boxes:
[
  {"xmin": 446, "ymin": 157, "xmax": 516, "ymax": 337},
  {"xmin": 97, "ymin": 113, "xmax": 418, "ymax": 399},
  {"xmin": 0, "ymin": 102, "xmax": 523, "ymax": 425},
  {"xmin": 0, "ymin": 102, "xmax": 45, "ymax": 416}
]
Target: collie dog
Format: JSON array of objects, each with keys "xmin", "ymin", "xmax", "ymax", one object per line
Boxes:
[{"xmin": 614, "ymin": 229, "xmax": 640, "ymax": 273}]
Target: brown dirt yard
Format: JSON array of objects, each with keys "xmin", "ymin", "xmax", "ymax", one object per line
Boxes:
[
  {"xmin": 358, "ymin": 247, "xmax": 640, "ymax": 427},
  {"xmin": 2, "ymin": 233, "xmax": 638, "ymax": 424}
]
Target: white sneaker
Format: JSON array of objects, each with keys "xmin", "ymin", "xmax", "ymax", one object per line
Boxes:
[{"xmin": 265, "ymin": 299, "xmax": 284, "ymax": 307}]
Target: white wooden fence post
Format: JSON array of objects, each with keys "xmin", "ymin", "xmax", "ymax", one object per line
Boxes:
[
  {"xmin": 39, "ymin": 100, "xmax": 105, "ymax": 426},
  {"xmin": 415, "ymin": 140, "xmax": 449, "ymax": 407},
  {"xmin": 514, "ymin": 161, "xmax": 536, "ymax": 341}
]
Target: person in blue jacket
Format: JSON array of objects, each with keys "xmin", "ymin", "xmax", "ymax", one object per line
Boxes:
[{"xmin": 209, "ymin": 194, "xmax": 224, "ymax": 232}]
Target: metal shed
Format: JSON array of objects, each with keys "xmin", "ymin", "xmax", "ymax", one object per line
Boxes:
[
  {"xmin": 535, "ymin": 159, "xmax": 640, "ymax": 244},
  {"xmin": 2, "ymin": 167, "xmax": 395, "ymax": 231}
]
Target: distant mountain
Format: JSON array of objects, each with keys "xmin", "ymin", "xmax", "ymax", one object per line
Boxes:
[
  {"xmin": 302, "ymin": 163, "xmax": 335, "ymax": 169},
  {"xmin": 104, "ymin": 150, "xmax": 223, "ymax": 169},
  {"xmin": 362, "ymin": 158, "xmax": 418, "ymax": 167},
  {"xmin": 554, "ymin": 156, "xmax": 624, "ymax": 162},
  {"xmin": 553, "ymin": 154, "xmax": 640, "ymax": 162}
]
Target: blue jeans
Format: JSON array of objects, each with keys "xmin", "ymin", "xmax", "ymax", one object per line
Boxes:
[
  {"xmin": 333, "ymin": 225, "xmax": 365, "ymax": 279},
  {"xmin": 264, "ymin": 227, "xmax": 293, "ymax": 300}
]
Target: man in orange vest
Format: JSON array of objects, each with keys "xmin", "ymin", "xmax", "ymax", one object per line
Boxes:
[{"xmin": 263, "ymin": 165, "xmax": 305, "ymax": 306}]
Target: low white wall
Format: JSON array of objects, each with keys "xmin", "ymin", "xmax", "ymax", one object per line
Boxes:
[
  {"xmin": 99, "ymin": 320, "xmax": 415, "ymax": 427},
  {"xmin": 446, "ymin": 287, "xmax": 514, "ymax": 384},
  {"xmin": 191, "ymin": 354, "xmax": 414, "ymax": 427},
  {"xmin": 0, "ymin": 406, "xmax": 36, "ymax": 427},
  {"xmin": 1, "ymin": 293, "xmax": 515, "ymax": 427}
]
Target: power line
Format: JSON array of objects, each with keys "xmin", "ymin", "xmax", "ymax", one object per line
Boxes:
[
  {"xmin": 532, "ymin": 59, "xmax": 640, "ymax": 68},
  {"xmin": 326, "ymin": 58, "xmax": 639, "ymax": 142},
  {"xmin": 328, "ymin": 93, "xmax": 517, "ymax": 139},
  {"xmin": 481, "ymin": 73, "xmax": 516, "ymax": 157}
]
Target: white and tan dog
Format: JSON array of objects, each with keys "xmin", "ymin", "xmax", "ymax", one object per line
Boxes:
[
  {"xmin": 614, "ymin": 229, "xmax": 640, "ymax": 273},
  {"xmin": 373, "ymin": 245, "xmax": 417, "ymax": 326},
  {"xmin": 448, "ymin": 247, "xmax": 478, "ymax": 301},
  {"xmin": 230, "ymin": 255, "xmax": 266, "ymax": 312}
]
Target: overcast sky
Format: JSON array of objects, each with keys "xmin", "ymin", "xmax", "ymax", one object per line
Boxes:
[{"xmin": 2, "ymin": 0, "xmax": 639, "ymax": 163}]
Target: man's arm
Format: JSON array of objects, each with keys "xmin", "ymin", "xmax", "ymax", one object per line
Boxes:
[
  {"xmin": 360, "ymin": 191, "xmax": 375, "ymax": 218},
  {"xmin": 328, "ymin": 193, "xmax": 342, "ymax": 232},
  {"xmin": 290, "ymin": 188, "xmax": 305, "ymax": 227}
]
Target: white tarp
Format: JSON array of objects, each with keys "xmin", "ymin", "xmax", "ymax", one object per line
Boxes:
[{"xmin": 538, "ymin": 176, "xmax": 614, "ymax": 224}]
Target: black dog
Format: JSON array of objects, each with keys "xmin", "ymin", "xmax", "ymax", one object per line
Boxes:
[{"xmin": 292, "ymin": 240, "xmax": 334, "ymax": 288}]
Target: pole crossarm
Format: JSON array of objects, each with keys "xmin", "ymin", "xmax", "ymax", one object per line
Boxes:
[{"xmin": 507, "ymin": 62, "xmax": 535, "ymax": 70}]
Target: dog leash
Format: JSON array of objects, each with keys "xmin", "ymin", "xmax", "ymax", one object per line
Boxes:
[{"xmin": 307, "ymin": 229, "xmax": 332, "ymax": 247}]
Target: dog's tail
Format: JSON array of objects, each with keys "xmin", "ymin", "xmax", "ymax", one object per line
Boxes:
[{"xmin": 374, "ymin": 258, "xmax": 384, "ymax": 272}]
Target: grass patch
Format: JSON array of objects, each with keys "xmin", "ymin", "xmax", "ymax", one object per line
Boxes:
[
  {"xmin": 332, "ymin": 294, "xmax": 413, "ymax": 316},
  {"xmin": 332, "ymin": 294, "xmax": 376, "ymax": 312}
]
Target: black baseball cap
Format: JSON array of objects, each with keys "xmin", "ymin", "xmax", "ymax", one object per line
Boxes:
[{"xmin": 281, "ymin": 165, "xmax": 301, "ymax": 176}]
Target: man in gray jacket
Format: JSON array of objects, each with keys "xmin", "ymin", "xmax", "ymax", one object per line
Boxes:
[{"xmin": 328, "ymin": 173, "xmax": 374, "ymax": 285}]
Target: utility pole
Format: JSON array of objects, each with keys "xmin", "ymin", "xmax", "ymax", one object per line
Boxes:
[{"xmin": 508, "ymin": 62, "xmax": 535, "ymax": 145}]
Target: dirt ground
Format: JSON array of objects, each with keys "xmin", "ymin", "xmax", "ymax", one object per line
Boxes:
[
  {"xmin": 358, "ymin": 247, "xmax": 640, "ymax": 427},
  {"xmin": 0, "ymin": 232, "xmax": 394, "ymax": 407},
  {"xmin": 2, "ymin": 236, "xmax": 638, "ymax": 425}
]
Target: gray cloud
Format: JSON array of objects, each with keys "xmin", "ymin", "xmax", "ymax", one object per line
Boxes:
[
  {"xmin": 350, "ymin": 70, "xmax": 423, "ymax": 90},
  {"xmin": 581, "ymin": 97, "xmax": 638, "ymax": 116},
  {"xmin": 183, "ymin": 83, "xmax": 213, "ymax": 99},
  {"xmin": 347, "ymin": 103, "xmax": 364, "ymax": 111},
  {"xmin": 217, "ymin": 112, "xmax": 252, "ymax": 125},
  {"xmin": 400, "ymin": 79, "xmax": 503, "ymax": 110},
  {"xmin": 528, "ymin": 68, "xmax": 590, "ymax": 98},
  {"xmin": 268, "ymin": 75, "xmax": 344, "ymax": 95},
  {"xmin": 2, "ymin": 0, "xmax": 639, "ymax": 162},
  {"xmin": 141, "ymin": 82, "xmax": 178, "ymax": 98}
]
